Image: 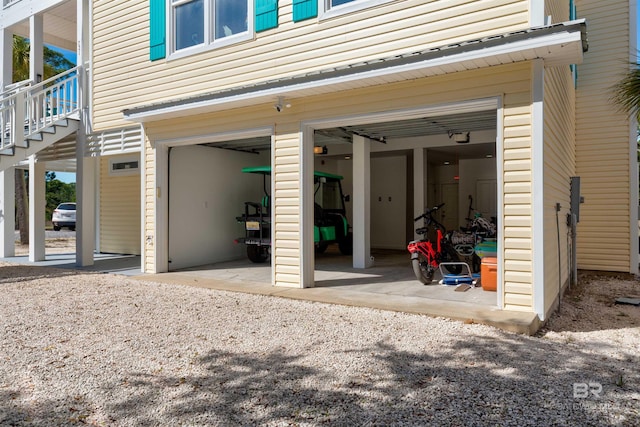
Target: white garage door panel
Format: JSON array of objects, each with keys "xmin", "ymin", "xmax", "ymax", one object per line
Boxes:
[{"xmin": 169, "ymin": 145, "xmax": 270, "ymax": 270}]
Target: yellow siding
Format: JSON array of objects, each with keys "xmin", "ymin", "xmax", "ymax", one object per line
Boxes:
[
  {"xmin": 543, "ymin": 62, "xmax": 576, "ymax": 316},
  {"xmin": 92, "ymin": 0, "xmax": 530, "ymax": 130},
  {"xmin": 143, "ymin": 62, "xmax": 534, "ymax": 311},
  {"xmin": 100, "ymin": 154, "xmax": 141, "ymax": 255},
  {"xmin": 274, "ymin": 123, "xmax": 302, "ymax": 287},
  {"xmin": 575, "ymin": 0, "xmax": 633, "ymax": 272},
  {"xmin": 545, "ymin": 0, "xmax": 570, "ymax": 24},
  {"xmin": 502, "ymin": 89, "xmax": 533, "ymax": 312}
]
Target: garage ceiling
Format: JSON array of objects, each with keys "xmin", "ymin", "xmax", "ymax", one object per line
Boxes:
[{"xmin": 201, "ymin": 109, "xmax": 497, "ymax": 161}]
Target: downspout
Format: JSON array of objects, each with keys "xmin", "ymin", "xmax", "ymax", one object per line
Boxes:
[{"xmin": 167, "ymin": 146, "xmax": 172, "ymax": 267}]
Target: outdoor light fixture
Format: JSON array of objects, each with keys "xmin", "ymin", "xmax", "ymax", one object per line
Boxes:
[
  {"xmin": 274, "ymin": 96, "xmax": 291, "ymax": 112},
  {"xmin": 314, "ymin": 146, "xmax": 328, "ymax": 155},
  {"xmin": 448, "ymin": 131, "xmax": 470, "ymax": 143}
]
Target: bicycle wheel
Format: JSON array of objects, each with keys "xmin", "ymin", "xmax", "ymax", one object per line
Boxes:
[
  {"xmin": 412, "ymin": 252, "xmax": 436, "ymax": 284},
  {"xmin": 440, "ymin": 245, "xmax": 463, "ymax": 275}
]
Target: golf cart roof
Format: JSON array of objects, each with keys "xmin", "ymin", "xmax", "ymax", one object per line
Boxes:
[{"xmin": 242, "ymin": 166, "xmax": 343, "ymax": 180}]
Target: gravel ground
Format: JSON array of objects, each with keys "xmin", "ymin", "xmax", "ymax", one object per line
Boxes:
[{"xmin": 0, "ymin": 262, "xmax": 638, "ymax": 426}]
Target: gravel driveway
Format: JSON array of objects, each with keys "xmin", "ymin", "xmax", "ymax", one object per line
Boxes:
[{"xmin": 0, "ymin": 262, "xmax": 638, "ymax": 426}]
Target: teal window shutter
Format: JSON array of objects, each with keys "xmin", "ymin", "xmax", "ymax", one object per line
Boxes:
[
  {"xmin": 292, "ymin": 0, "xmax": 317, "ymax": 22},
  {"xmin": 569, "ymin": 0, "xmax": 576, "ymax": 20},
  {"xmin": 149, "ymin": 0, "xmax": 166, "ymax": 61},
  {"xmin": 256, "ymin": 0, "xmax": 278, "ymax": 32}
]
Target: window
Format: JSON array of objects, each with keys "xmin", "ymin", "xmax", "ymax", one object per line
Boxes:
[
  {"xmin": 327, "ymin": 0, "xmax": 357, "ymax": 7},
  {"xmin": 321, "ymin": 0, "xmax": 394, "ymax": 19},
  {"xmin": 170, "ymin": 0, "xmax": 252, "ymax": 56}
]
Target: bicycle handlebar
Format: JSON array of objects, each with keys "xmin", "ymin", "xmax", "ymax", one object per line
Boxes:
[{"xmin": 414, "ymin": 203, "xmax": 445, "ymax": 222}]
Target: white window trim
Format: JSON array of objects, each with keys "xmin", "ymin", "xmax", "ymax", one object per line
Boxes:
[
  {"xmin": 109, "ymin": 155, "xmax": 140, "ymax": 176},
  {"xmin": 319, "ymin": 0, "xmax": 395, "ymax": 20},
  {"xmin": 167, "ymin": 0, "xmax": 254, "ymax": 61}
]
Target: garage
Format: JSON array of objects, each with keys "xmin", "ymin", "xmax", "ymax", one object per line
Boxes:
[{"xmin": 165, "ymin": 106, "xmax": 499, "ymax": 308}]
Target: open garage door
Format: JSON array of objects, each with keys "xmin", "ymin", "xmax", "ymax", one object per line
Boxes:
[
  {"xmin": 168, "ymin": 136, "xmax": 271, "ymax": 271},
  {"xmin": 309, "ymin": 108, "xmax": 498, "ymax": 307}
]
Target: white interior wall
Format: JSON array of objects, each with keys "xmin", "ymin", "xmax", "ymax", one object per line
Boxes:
[
  {"xmin": 169, "ymin": 145, "xmax": 269, "ymax": 270},
  {"xmin": 458, "ymin": 158, "xmax": 497, "ymax": 225}
]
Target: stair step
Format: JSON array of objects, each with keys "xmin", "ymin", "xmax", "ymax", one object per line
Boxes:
[
  {"xmin": 0, "ymin": 147, "xmax": 15, "ymax": 156},
  {"xmin": 27, "ymin": 132, "xmax": 43, "ymax": 142},
  {"xmin": 41, "ymin": 126, "xmax": 55, "ymax": 134}
]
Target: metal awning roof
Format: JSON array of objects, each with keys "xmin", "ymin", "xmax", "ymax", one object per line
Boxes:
[{"xmin": 124, "ymin": 20, "xmax": 587, "ymax": 122}]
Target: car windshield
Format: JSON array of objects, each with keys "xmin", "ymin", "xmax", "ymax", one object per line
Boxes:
[{"xmin": 57, "ymin": 203, "xmax": 76, "ymax": 210}]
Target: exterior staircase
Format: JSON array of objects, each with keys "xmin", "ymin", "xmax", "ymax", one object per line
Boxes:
[{"xmin": 0, "ymin": 66, "xmax": 82, "ymax": 171}]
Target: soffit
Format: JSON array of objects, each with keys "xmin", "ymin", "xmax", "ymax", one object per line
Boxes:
[{"xmin": 8, "ymin": 1, "xmax": 76, "ymax": 51}]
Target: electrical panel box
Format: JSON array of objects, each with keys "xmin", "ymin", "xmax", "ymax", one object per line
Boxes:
[{"xmin": 570, "ymin": 176, "xmax": 583, "ymax": 222}]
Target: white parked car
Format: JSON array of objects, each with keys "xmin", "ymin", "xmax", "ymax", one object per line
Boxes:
[{"xmin": 52, "ymin": 202, "xmax": 76, "ymax": 231}]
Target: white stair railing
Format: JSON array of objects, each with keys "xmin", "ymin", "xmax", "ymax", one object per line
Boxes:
[
  {"xmin": 26, "ymin": 66, "xmax": 80, "ymax": 135},
  {"xmin": 0, "ymin": 89, "xmax": 21, "ymax": 150},
  {"xmin": 0, "ymin": 66, "xmax": 81, "ymax": 152}
]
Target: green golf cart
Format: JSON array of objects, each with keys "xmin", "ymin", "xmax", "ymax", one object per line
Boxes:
[{"xmin": 235, "ymin": 166, "xmax": 353, "ymax": 263}]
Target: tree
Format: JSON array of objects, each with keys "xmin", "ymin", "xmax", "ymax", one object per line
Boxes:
[
  {"xmin": 12, "ymin": 35, "xmax": 75, "ymax": 81},
  {"xmin": 15, "ymin": 169, "xmax": 28, "ymax": 244},
  {"xmin": 612, "ymin": 61, "xmax": 640, "ymax": 198},
  {"xmin": 11, "ymin": 36, "xmax": 74, "ymax": 242}
]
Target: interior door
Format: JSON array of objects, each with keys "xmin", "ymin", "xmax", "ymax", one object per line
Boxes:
[
  {"xmin": 439, "ymin": 183, "xmax": 459, "ymax": 232},
  {"xmin": 371, "ymin": 156, "xmax": 407, "ymax": 249}
]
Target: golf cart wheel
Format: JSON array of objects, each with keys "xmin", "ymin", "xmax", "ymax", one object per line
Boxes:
[
  {"xmin": 412, "ymin": 252, "xmax": 435, "ymax": 284},
  {"xmin": 247, "ymin": 245, "xmax": 269, "ymax": 263},
  {"xmin": 338, "ymin": 233, "xmax": 353, "ymax": 255},
  {"xmin": 53, "ymin": 226, "xmax": 61, "ymax": 231}
]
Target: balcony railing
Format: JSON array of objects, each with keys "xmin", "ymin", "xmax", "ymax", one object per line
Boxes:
[{"xmin": 0, "ymin": 65, "xmax": 82, "ymax": 151}]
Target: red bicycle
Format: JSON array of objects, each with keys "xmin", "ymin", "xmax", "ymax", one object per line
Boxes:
[{"xmin": 407, "ymin": 203, "xmax": 462, "ymax": 283}]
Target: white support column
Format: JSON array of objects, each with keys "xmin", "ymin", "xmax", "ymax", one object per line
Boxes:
[
  {"xmin": 0, "ymin": 168, "xmax": 15, "ymax": 257},
  {"xmin": 29, "ymin": 14, "xmax": 44, "ymax": 83},
  {"xmin": 77, "ymin": 0, "xmax": 90, "ymax": 120},
  {"xmin": 75, "ymin": 131, "xmax": 96, "ymax": 266},
  {"xmin": 531, "ymin": 58, "xmax": 546, "ymax": 320},
  {"xmin": 300, "ymin": 127, "xmax": 315, "ymax": 287},
  {"xmin": 352, "ymin": 135, "xmax": 373, "ymax": 268},
  {"xmin": 0, "ymin": 28, "xmax": 12, "ymax": 90},
  {"xmin": 29, "ymin": 156, "xmax": 45, "ymax": 261},
  {"xmin": 413, "ymin": 148, "xmax": 426, "ymax": 240},
  {"xmin": 154, "ymin": 144, "xmax": 169, "ymax": 273}
]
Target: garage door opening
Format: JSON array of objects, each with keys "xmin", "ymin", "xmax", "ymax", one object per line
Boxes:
[
  {"xmin": 309, "ymin": 108, "xmax": 499, "ymax": 307},
  {"xmin": 167, "ymin": 136, "xmax": 272, "ymax": 272}
]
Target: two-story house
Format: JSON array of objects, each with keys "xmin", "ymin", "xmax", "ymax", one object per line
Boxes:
[{"xmin": 1, "ymin": 0, "xmax": 636, "ymax": 332}]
